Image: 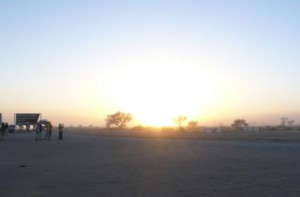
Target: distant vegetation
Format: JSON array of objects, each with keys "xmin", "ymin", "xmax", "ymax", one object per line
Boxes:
[
  {"xmin": 231, "ymin": 119, "xmax": 248, "ymax": 131},
  {"xmin": 105, "ymin": 112, "xmax": 132, "ymax": 129},
  {"xmin": 188, "ymin": 121, "xmax": 198, "ymax": 129},
  {"xmin": 174, "ymin": 115, "xmax": 188, "ymax": 132},
  {"xmin": 101, "ymin": 111, "xmax": 299, "ymax": 133},
  {"xmin": 281, "ymin": 117, "xmax": 294, "ymax": 127}
]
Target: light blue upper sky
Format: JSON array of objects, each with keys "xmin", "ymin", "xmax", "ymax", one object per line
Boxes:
[{"xmin": 1, "ymin": 0, "xmax": 300, "ymax": 126}]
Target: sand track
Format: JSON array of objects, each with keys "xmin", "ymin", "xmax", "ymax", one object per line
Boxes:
[{"xmin": 1, "ymin": 130, "xmax": 300, "ymax": 197}]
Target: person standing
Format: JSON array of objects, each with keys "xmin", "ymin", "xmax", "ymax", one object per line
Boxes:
[
  {"xmin": 58, "ymin": 124, "xmax": 64, "ymax": 140},
  {"xmin": 44, "ymin": 123, "xmax": 49, "ymax": 140},
  {"xmin": 35, "ymin": 123, "xmax": 42, "ymax": 141},
  {"xmin": 5, "ymin": 123, "xmax": 8, "ymax": 135},
  {"xmin": 48, "ymin": 122, "xmax": 53, "ymax": 140},
  {"xmin": 1, "ymin": 123, "xmax": 5, "ymax": 140}
]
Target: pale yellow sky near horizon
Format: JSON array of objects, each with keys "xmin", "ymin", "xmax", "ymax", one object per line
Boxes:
[{"xmin": 1, "ymin": 1, "xmax": 300, "ymax": 127}]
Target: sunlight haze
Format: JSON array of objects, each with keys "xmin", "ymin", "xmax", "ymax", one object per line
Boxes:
[{"xmin": 1, "ymin": 0, "xmax": 300, "ymax": 126}]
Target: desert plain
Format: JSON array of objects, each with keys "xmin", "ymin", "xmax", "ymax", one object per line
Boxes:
[{"xmin": 1, "ymin": 128, "xmax": 300, "ymax": 197}]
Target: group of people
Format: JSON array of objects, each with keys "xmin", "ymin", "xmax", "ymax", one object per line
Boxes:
[
  {"xmin": 1, "ymin": 122, "xmax": 8, "ymax": 140},
  {"xmin": 0, "ymin": 121, "xmax": 64, "ymax": 141},
  {"xmin": 35, "ymin": 122, "xmax": 64, "ymax": 141}
]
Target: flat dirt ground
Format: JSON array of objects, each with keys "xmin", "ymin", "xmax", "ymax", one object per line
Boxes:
[{"xmin": 1, "ymin": 129, "xmax": 300, "ymax": 197}]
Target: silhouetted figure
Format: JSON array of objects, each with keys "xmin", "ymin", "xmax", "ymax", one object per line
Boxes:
[
  {"xmin": 58, "ymin": 124, "xmax": 64, "ymax": 140},
  {"xmin": 49, "ymin": 122, "xmax": 53, "ymax": 140},
  {"xmin": 44, "ymin": 124, "xmax": 49, "ymax": 140},
  {"xmin": 1, "ymin": 123, "xmax": 5, "ymax": 140},
  {"xmin": 35, "ymin": 123, "xmax": 42, "ymax": 141},
  {"xmin": 45, "ymin": 122, "xmax": 53, "ymax": 140},
  {"xmin": 26, "ymin": 123, "xmax": 30, "ymax": 132},
  {"xmin": 5, "ymin": 123, "xmax": 8, "ymax": 134}
]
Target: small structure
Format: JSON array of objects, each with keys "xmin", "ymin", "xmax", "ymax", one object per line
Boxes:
[
  {"xmin": 15, "ymin": 113, "xmax": 41, "ymax": 131},
  {"xmin": 243, "ymin": 126, "xmax": 260, "ymax": 132},
  {"xmin": 205, "ymin": 127, "xmax": 212, "ymax": 134}
]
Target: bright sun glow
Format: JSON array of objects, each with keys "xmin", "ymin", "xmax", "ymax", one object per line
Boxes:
[{"xmin": 105, "ymin": 60, "xmax": 219, "ymax": 126}]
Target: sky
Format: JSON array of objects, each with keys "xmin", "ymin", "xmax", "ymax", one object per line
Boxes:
[{"xmin": 1, "ymin": 0, "xmax": 300, "ymax": 127}]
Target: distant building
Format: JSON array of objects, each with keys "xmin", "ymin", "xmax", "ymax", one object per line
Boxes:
[
  {"xmin": 15, "ymin": 113, "xmax": 41, "ymax": 131},
  {"xmin": 205, "ymin": 128, "xmax": 212, "ymax": 134},
  {"xmin": 243, "ymin": 127, "xmax": 260, "ymax": 132}
]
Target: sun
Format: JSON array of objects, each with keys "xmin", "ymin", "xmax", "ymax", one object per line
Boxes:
[{"xmin": 106, "ymin": 63, "xmax": 217, "ymax": 127}]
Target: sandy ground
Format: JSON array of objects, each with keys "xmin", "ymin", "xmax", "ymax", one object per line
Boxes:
[{"xmin": 1, "ymin": 130, "xmax": 300, "ymax": 197}]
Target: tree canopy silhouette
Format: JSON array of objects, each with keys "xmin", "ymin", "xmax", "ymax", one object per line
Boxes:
[
  {"xmin": 105, "ymin": 112, "xmax": 132, "ymax": 129},
  {"xmin": 174, "ymin": 115, "xmax": 188, "ymax": 131},
  {"xmin": 188, "ymin": 121, "xmax": 198, "ymax": 129},
  {"xmin": 231, "ymin": 119, "xmax": 248, "ymax": 131},
  {"xmin": 281, "ymin": 117, "xmax": 288, "ymax": 126}
]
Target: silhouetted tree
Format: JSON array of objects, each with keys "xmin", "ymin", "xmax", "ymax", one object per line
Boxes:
[
  {"xmin": 281, "ymin": 117, "xmax": 288, "ymax": 126},
  {"xmin": 288, "ymin": 120, "xmax": 294, "ymax": 127},
  {"xmin": 188, "ymin": 121, "xmax": 198, "ymax": 129},
  {"xmin": 174, "ymin": 115, "xmax": 188, "ymax": 131},
  {"xmin": 105, "ymin": 112, "xmax": 132, "ymax": 129},
  {"xmin": 231, "ymin": 119, "xmax": 248, "ymax": 131}
]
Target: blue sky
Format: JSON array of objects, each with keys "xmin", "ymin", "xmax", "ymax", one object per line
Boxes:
[{"xmin": 1, "ymin": 0, "xmax": 300, "ymax": 126}]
